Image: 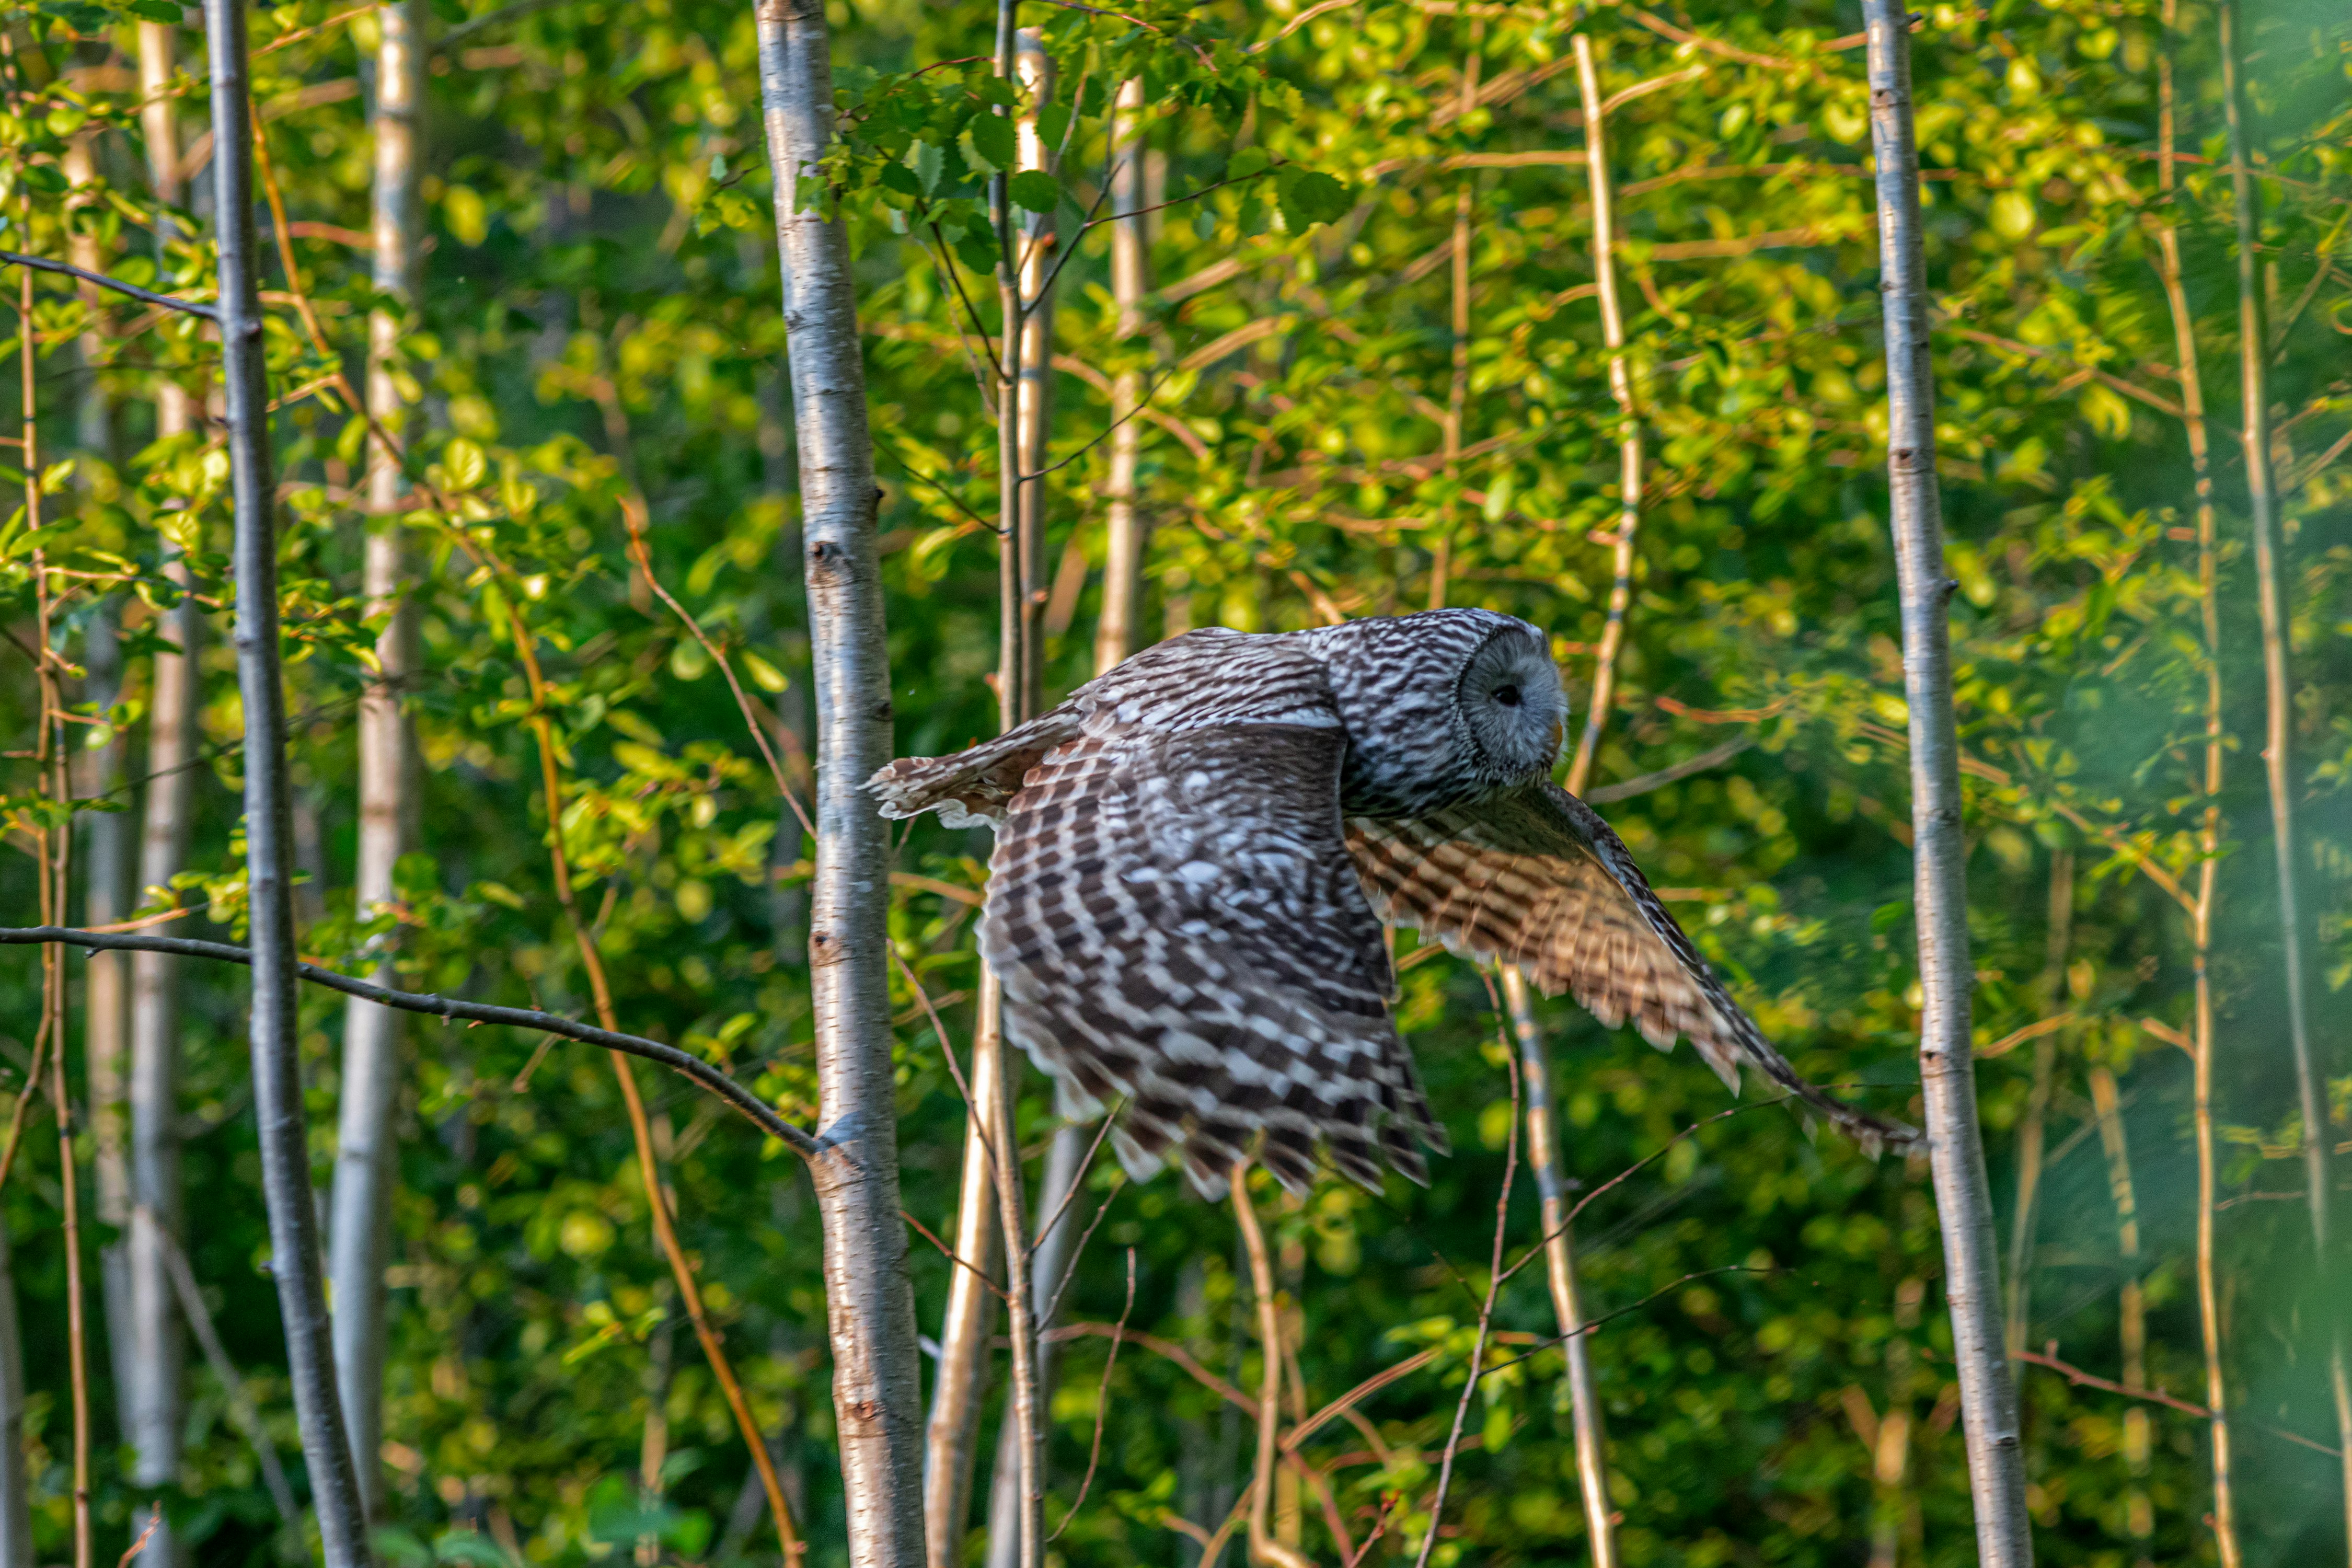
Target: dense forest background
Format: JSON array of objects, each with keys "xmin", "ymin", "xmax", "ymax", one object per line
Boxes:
[{"xmin": 1, "ymin": 0, "xmax": 2348, "ymax": 1564}]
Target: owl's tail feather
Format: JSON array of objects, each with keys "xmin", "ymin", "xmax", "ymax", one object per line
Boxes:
[{"xmin": 866, "ymin": 708, "xmax": 1082, "ymax": 828}]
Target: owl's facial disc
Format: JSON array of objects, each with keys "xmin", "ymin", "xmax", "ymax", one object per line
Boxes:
[{"xmin": 1456, "ymin": 625, "xmax": 1566, "ymax": 781}]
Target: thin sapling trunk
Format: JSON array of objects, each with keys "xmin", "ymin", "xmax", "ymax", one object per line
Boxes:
[
  {"xmin": 202, "ymin": 0, "xmax": 375, "ymax": 1559},
  {"xmin": 1861, "ymin": 2, "xmax": 2033, "ymax": 1560},
  {"xmin": 756, "ymin": 5, "xmax": 929, "ymax": 1565},
  {"xmin": 329, "ymin": 0, "xmax": 425, "ymax": 1517}
]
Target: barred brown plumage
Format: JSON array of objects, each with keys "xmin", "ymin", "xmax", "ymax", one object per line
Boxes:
[{"xmin": 870, "ymin": 609, "xmax": 1917, "ymax": 1196}]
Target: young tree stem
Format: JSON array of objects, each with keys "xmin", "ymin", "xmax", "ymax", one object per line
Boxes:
[
  {"xmin": 1861, "ymin": 4, "xmax": 2032, "ymax": 1561},
  {"xmin": 200, "ymin": 1, "xmax": 375, "ymax": 1559},
  {"xmin": 328, "ymin": 0, "xmax": 425, "ymax": 1517},
  {"xmin": 756, "ymin": 6, "xmax": 929, "ymax": 1565}
]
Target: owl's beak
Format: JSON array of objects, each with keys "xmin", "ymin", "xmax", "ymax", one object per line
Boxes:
[{"xmin": 1549, "ymin": 716, "xmax": 1566, "ymax": 760}]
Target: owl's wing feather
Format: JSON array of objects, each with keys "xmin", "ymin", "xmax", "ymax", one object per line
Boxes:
[
  {"xmin": 868, "ymin": 707, "xmax": 1085, "ymax": 827},
  {"xmin": 1348, "ymin": 782, "xmax": 1917, "ymax": 1156},
  {"xmin": 982, "ymin": 662, "xmax": 1444, "ymax": 1198}
]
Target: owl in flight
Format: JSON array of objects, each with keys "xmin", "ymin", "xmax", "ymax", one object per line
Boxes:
[{"xmin": 871, "ymin": 609, "xmax": 1917, "ymax": 1197}]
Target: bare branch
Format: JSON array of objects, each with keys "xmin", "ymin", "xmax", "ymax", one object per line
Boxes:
[
  {"xmin": 0, "ymin": 250, "xmax": 219, "ymax": 321},
  {"xmin": 0, "ymin": 927, "xmax": 821, "ymax": 1158}
]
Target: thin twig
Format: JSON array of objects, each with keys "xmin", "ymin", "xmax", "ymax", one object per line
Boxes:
[
  {"xmin": 0, "ymin": 250, "xmax": 220, "ymax": 321},
  {"xmin": 1281, "ymin": 1347, "xmax": 1440, "ymax": 1452},
  {"xmin": 115, "ymin": 1508, "xmax": 161, "ymax": 1568},
  {"xmin": 621, "ymin": 494, "xmax": 815, "ymax": 837},
  {"xmin": 1047, "ymin": 1247, "xmax": 1135, "ymax": 1540},
  {"xmin": 1029, "ymin": 1104, "xmax": 1124, "ymax": 1262},
  {"xmin": 1232, "ymin": 1163, "xmax": 1314, "ymax": 1568},
  {"xmin": 903, "ymin": 1207, "xmax": 1012, "ymax": 1304},
  {"xmin": 0, "ymin": 927, "xmax": 820, "ymax": 1157},
  {"xmin": 1413, "ymin": 1051, "xmax": 1518, "ymax": 1568},
  {"xmin": 1582, "ymin": 735, "xmax": 1753, "ymax": 804},
  {"xmin": 1039, "ymin": 1174, "xmax": 1126, "ymax": 1330},
  {"xmin": 151, "ymin": 1210, "xmax": 301, "ymax": 1524}
]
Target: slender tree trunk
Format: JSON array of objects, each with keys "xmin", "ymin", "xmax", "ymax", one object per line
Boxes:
[
  {"xmin": 1861, "ymin": 5, "xmax": 2032, "ymax": 1562},
  {"xmin": 935, "ymin": 21, "xmax": 1053, "ymax": 1561},
  {"xmin": 1012, "ymin": 28, "xmax": 1054, "ymax": 710},
  {"xmin": 123, "ymin": 584, "xmax": 195, "ymax": 1557},
  {"xmin": 983, "ymin": 88, "xmax": 1145, "ymax": 1548},
  {"xmin": 1502, "ymin": 968, "xmax": 1615, "ymax": 1566},
  {"xmin": 329, "ymin": 0, "xmax": 425, "ymax": 1519},
  {"xmin": 2089, "ymin": 1066, "xmax": 2153, "ymax": 1566},
  {"xmin": 981, "ymin": 38, "xmax": 1053, "ymax": 1568},
  {"xmin": 126, "ymin": 25, "xmax": 197, "ymax": 1562},
  {"xmin": 1427, "ymin": 26, "xmax": 1480, "ymax": 614},
  {"xmin": 1567, "ymin": 32, "xmax": 1641, "ymax": 790},
  {"xmin": 926, "ymin": 979, "xmax": 1005, "ymax": 1568},
  {"xmin": 2149, "ymin": 16, "xmax": 2244, "ymax": 1555},
  {"xmin": 1092, "ymin": 75, "xmax": 1147, "ymax": 677},
  {"xmin": 2003, "ymin": 852, "xmax": 2072, "ymax": 1359},
  {"xmin": 983, "ymin": 1120, "xmax": 1086, "ymax": 1568},
  {"xmin": 1490, "ymin": 38, "xmax": 1637, "ymax": 1565},
  {"xmin": 63, "ymin": 130, "xmax": 136, "ymax": 1429},
  {"xmin": 2220, "ymin": 0, "xmax": 2352, "ymax": 1531},
  {"xmin": 756, "ymin": 8, "xmax": 927, "ymax": 1567},
  {"xmin": 1232, "ymin": 1167, "xmax": 1310, "ymax": 1568},
  {"xmin": 202, "ymin": 3, "xmax": 373, "ymax": 1561}
]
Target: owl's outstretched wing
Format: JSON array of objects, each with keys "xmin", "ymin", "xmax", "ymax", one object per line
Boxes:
[
  {"xmin": 973, "ymin": 653, "xmax": 1445, "ymax": 1198},
  {"xmin": 1347, "ymin": 782, "xmax": 1917, "ymax": 1156}
]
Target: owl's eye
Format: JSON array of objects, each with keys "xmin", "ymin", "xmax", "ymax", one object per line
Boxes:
[{"xmin": 1493, "ymin": 684, "xmax": 1521, "ymax": 707}]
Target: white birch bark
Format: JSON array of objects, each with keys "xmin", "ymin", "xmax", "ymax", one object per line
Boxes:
[
  {"xmin": 1091, "ymin": 76, "xmax": 1147, "ymax": 678},
  {"xmin": 1862, "ymin": 4, "xmax": 2032, "ymax": 1561},
  {"xmin": 125, "ymin": 25, "xmax": 197, "ymax": 1562},
  {"xmin": 65, "ymin": 123, "xmax": 137, "ymax": 1438},
  {"xmin": 329, "ymin": 0, "xmax": 426, "ymax": 1519},
  {"xmin": 201, "ymin": 2, "xmax": 374, "ymax": 1560},
  {"xmin": 755, "ymin": 6, "xmax": 928, "ymax": 1565}
]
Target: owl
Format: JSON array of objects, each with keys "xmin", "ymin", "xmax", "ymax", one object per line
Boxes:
[{"xmin": 870, "ymin": 608, "xmax": 1917, "ymax": 1197}]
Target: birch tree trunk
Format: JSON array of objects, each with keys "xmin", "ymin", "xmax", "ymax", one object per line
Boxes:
[
  {"xmin": 755, "ymin": 7, "xmax": 928, "ymax": 1566},
  {"xmin": 1862, "ymin": 4, "xmax": 2032, "ymax": 1561},
  {"xmin": 329, "ymin": 0, "xmax": 426, "ymax": 1519},
  {"xmin": 1091, "ymin": 75, "xmax": 1147, "ymax": 679},
  {"xmin": 202, "ymin": 3, "xmax": 373, "ymax": 1560},
  {"xmin": 125, "ymin": 24, "xmax": 197, "ymax": 1561},
  {"xmin": 2219, "ymin": 0, "xmax": 2352, "ymax": 1528},
  {"xmin": 62, "ymin": 131, "xmax": 136, "ymax": 1428}
]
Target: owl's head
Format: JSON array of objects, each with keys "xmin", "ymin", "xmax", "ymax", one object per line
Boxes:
[
  {"xmin": 1451, "ymin": 612, "xmax": 1566, "ymax": 781},
  {"xmin": 1304, "ymin": 608, "xmax": 1565, "ymax": 815}
]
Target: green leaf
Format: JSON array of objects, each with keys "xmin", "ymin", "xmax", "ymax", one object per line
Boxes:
[
  {"xmin": 1227, "ymin": 147, "xmax": 1272, "ymax": 182},
  {"xmin": 443, "ymin": 438, "xmax": 487, "ymax": 490},
  {"xmin": 1008, "ymin": 169, "xmax": 1060, "ymax": 215},
  {"xmin": 124, "ymin": 0, "xmax": 182, "ymax": 18},
  {"xmin": 878, "ymin": 160, "xmax": 924, "ymax": 198},
  {"xmin": 1275, "ymin": 169, "xmax": 1350, "ymax": 231},
  {"xmin": 741, "ymin": 650, "xmax": 790, "ymax": 693},
  {"xmin": 954, "ymin": 224, "xmax": 1001, "ymax": 276},
  {"xmin": 967, "ymin": 112, "xmax": 1014, "ymax": 172}
]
